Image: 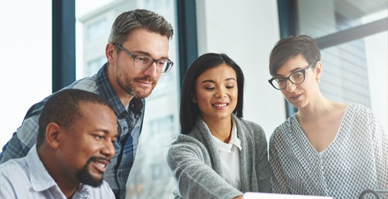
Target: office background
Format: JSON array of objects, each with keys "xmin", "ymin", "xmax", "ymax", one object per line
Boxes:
[{"xmin": 0, "ymin": 0, "xmax": 387, "ymax": 198}]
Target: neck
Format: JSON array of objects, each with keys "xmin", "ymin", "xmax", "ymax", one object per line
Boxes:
[
  {"xmin": 296, "ymin": 94, "xmax": 333, "ymax": 122},
  {"xmin": 203, "ymin": 115, "xmax": 233, "ymax": 143},
  {"xmin": 105, "ymin": 64, "xmax": 134, "ymax": 107},
  {"xmin": 38, "ymin": 147, "xmax": 79, "ymax": 198}
]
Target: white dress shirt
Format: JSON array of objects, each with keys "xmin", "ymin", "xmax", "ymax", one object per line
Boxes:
[
  {"xmin": 0, "ymin": 145, "xmax": 115, "ymax": 199},
  {"xmin": 211, "ymin": 119, "xmax": 242, "ymax": 189}
]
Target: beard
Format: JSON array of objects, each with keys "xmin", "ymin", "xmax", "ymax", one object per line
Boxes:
[
  {"xmin": 116, "ymin": 74, "xmax": 156, "ymax": 99},
  {"xmin": 75, "ymin": 156, "xmax": 109, "ymax": 187}
]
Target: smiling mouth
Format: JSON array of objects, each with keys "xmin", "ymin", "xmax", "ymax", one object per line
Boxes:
[
  {"xmin": 89, "ymin": 156, "xmax": 111, "ymax": 173},
  {"xmin": 212, "ymin": 103, "xmax": 228, "ymax": 108},
  {"xmin": 96, "ymin": 162, "xmax": 106, "ymax": 168}
]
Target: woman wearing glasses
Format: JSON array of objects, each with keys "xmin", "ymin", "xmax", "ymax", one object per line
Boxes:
[
  {"xmin": 167, "ymin": 53, "xmax": 271, "ymax": 199},
  {"xmin": 267, "ymin": 35, "xmax": 388, "ymax": 198}
]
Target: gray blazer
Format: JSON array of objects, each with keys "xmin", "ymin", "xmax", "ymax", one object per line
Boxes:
[{"xmin": 167, "ymin": 114, "xmax": 271, "ymax": 199}]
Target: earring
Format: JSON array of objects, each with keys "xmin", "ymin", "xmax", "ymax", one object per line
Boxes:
[{"xmin": 316, "ymin": 79, "xmax": 320, "ymax": 83}]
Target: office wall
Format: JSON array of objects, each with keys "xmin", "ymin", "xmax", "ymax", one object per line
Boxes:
[{"xmin": 196, "ymin": 0, "xmax": 286, "ymax": 139}]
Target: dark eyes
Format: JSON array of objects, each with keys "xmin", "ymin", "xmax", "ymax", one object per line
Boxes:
[
  {"xmin": 94, "ymin": 135, "xmax": 104, "ymax": 140},
  {"xmin": 93, "ymin": 135, "xmax": 117, "ymax": 144},
  {"xmin": 204, "ymin": 85, "xmax": 234, "ymax": 90}
]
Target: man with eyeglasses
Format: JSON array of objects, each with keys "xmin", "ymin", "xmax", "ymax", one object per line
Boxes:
[{"xmin": 0, "ymin": 9, "xmax": 174, "ymax": 199}]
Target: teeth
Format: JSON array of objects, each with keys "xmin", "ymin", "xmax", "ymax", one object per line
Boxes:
[
  {"xmin": 97, "ymin": 163, "xmax": 106, "ymax": 168},
  {"xmin": 213, "ymin": 104, "xmax": 227, "ymax": 107}
]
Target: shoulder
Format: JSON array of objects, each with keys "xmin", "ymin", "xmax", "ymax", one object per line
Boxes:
[
  {"xmin": 168, "ymin": 134, "xmax": 207, "ymax": 154},
  {"xmin": 0, "ymin": 158, "xmax": 29, "ymax": 183},
  {"xmin": 347, "ymin": 103, "xmax": 372, "ymax": 114},
  {"xmin": 269, "ymin": 116, "xmax": 295, "ymax": 145},
  {"xmin": 66, "ymin": 76, "xmax": 99, "ymax": 93},
  {"xmin": 345, "ymin": 103, "xmax": 377, "ymax": 122},
  {"xmin": 167, "ymin": 133, "xmax": 211, "ymax": 164}
]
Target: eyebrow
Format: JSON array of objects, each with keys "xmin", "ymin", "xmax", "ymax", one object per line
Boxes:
[
  {"xmin": 133, "ymin": 50, "xmax": 169, "ymax": 60},
  {"xmin": 200, "ymin": 77, "xmax": 236, "ymax": 84},
  {"xmin": 275, "ymin": 67, "xmax": 304, "ymax": 77},
  {"xmin": 93, "ymin": 129, "xmax": 118, "ymax": 138}
]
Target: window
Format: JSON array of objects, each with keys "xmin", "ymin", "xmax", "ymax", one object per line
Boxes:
[
  {"xmin": 87, "ymin": 56, "xmax": 106, "ymax": 76},
  {"xmin": 87, "ymin": 19, "xmax": 107, "ymax": 41},
  {"xmin": 0, "ymin": 1, "xmax": 52, "ymax": 150},
  {"xmin": 293, "ymin": 0, "xmax": 387, "ymax": 131}
]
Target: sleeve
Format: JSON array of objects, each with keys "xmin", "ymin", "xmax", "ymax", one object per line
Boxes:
[
  {"xmin": 166, "ymin": 138, "xmax": 242, "ymax": 199},
  {"xmin": 368, "ymin": 108, "xmax": 388, "ymax": 189},
  {"xmin": 0, "ymin": 102, "xmax": 44, "ymax": 163},
  {"xmin": 268, "ymin": 129, "xmax": 290, "ymax": 194},
  {"xmin": 254, "ymin": 126, "xmax": 272, "ymax": 193}
]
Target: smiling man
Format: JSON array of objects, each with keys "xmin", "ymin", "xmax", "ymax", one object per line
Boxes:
[
  {"xmin": 0, "ymin": 9, "xmax": 174, "ymax": 199},
  {"xmin": 0, "ymin": 89, "xmax": 118, "ymax": 198}
]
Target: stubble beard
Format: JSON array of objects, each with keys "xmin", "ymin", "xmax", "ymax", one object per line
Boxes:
[{"xmin": 117, "ymin": 75, "xmax": 156, "ymax": 99}]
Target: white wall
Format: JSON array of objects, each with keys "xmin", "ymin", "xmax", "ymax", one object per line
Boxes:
[
  {"xmin": 196, "ymin": 0, "xmax": 286, "ymax": 140},
  {"xmin": 0, "ymin": 1, "xmax": 52, "ymax": 151}
]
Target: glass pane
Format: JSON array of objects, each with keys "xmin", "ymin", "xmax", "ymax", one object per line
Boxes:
[
  {"xmin": 296, "ymin": 0, "xmax": 388, "ymax": 38},
  {"xmin": 0, "ymin": 1, "xmax": 52, "ymax": 150},
  {"xmin": 296, "ymin": 0, "xmax": 388, "ymax": 132},
  {"xmin": 76, "ymin": 1, "xmax": 179, "ymax": 198}
]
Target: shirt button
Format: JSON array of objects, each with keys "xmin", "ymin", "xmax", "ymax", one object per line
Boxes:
[{"xmin": 123, "ymin": 127, "xmax": 128, "ymax": 131}]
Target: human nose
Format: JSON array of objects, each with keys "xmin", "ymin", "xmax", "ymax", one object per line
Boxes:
[
  {"xmin": 143, "ymin": 61, "xmax": 158, "ymax": 78},
  {"xmin": 215, "ymin": 87, "xmax": 226, "ymax": 98},
  {"xmin": 101, "ymin": 139, "xmax": 115, "ymax": 159},
  {"xmin": 285, "ymin": 79, "xmax": 296, "ymax": 92}
]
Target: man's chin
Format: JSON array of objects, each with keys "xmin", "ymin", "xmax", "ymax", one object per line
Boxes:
[
  {"xmin": 132, "ymin": 89, "xmax": 153, "ymax": 99},
  {"xmin": 76, "ymin": 169, "xmax": 104, "ymax": 187}
]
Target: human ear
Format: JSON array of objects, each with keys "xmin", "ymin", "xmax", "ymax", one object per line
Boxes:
[
  {"xmin": 105, "ymin": 42, "xmax": 116, "ymax": 66},
  {"xmin": 190, "ymin": 91, "xmax": 197, "ymax": 103},
  {"xmin": 45, "ymin": 122, "xmax": 61, "ymax": 149},
  {"xmin": 314, "ymin": 61, "xmax": 322, "ymax": 82}
]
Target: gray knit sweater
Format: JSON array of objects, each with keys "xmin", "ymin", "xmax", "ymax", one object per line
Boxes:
[{"xmin": 167, "ymin": 115, "xmax": 271, "ymax": 199}]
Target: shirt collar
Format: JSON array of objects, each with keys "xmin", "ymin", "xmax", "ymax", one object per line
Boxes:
[
  {"xmin": 27, "ymin": 145, "xmax": 58, "ymax": 192},
  {"xmin": 230, "ymin": 118, "xmax": 242, "ymax": 150},
  {"xmin": 28, "ymin": 145, "xmax": 93, "ymax": 196},
  {"xmin": 211, "ymin": 118, "xmax": 242, "ymax": 152}
]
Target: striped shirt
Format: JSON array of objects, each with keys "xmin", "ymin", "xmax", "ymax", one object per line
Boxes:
[
  {"xmin": 0, "ymin": 64, "xmax": 145, "ymax": 199},
  {"xmin": 269, "ymin": 103, "xmax": 388, "ymax": 199}
]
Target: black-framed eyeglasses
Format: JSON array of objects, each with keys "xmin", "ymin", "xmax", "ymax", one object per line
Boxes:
[
  {"xmin": 268, "ymin": 65, "xmax": 312, "ymax": 90},
  {"xmin": 113, "ymin": 42, "xmax": 174, "ymax": 73}
]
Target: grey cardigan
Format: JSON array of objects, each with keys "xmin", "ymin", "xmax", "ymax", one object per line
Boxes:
[{"xmin": 167, "ymin": 115, "xmax": 271, "ymax": 199}]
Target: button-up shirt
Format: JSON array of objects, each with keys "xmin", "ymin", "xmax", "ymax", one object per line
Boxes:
[
  {"xmin": 0, "ymin": 64, "xmax": 145, "ymax": 199},
  {"xmin": 0, "ymin": 145, "xmax": 115, "ymax": 199}
]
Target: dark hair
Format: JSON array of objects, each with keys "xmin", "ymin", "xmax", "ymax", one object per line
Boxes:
[
  {"xmin": 180, "ymin": 53, "xmax": 244, "ymax": 134},
  {"xmin": 269, "ymin": 35, "xmax": 321, "ymax": 76},
  {"xmin": 37, "ymin": 89, "xmax": 113, "ymax": 148},
  {"xmin": 108, "ymin": 9, "xmax": 174, "ymax": 45}
]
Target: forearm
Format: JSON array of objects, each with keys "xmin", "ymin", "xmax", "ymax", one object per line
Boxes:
[{"xmin": 167, "ymin": 145, "xmax": 242, "ymax": 199}]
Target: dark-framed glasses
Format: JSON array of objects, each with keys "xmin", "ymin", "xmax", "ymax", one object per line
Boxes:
[
  {"xmin": 268, "ymin": 65, "xmax": 312, "ymax": 90},
  {"xmin": 113, "ymin": 42, "xmax": 174, "ymax": 73}
]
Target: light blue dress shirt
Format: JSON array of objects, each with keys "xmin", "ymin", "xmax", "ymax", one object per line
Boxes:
[
  {"xmin": 0, "ymin": 145, "xmax": 115, "ymax": 199},
  {"xmin": 0, "ymin": 64, "xmax": 145, "ymax": 199}
]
